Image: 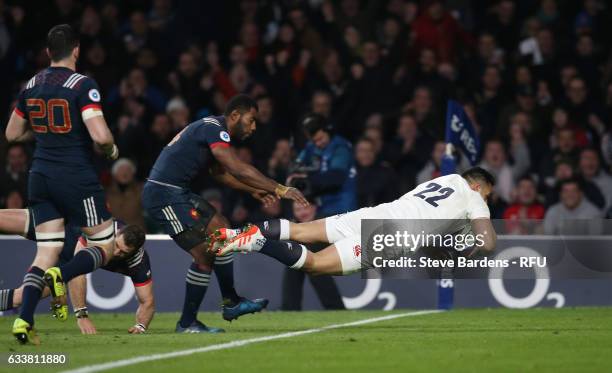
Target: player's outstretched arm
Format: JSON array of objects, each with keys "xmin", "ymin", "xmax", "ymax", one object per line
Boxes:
[
  {"xmin": 211, "ymin": 145, "xmax": 308, "ymax": 206},
  {"xmin": 129, "ymin": 283, "xmax": 155, "ymax": 334},
  {"xmin": 84, "ymin": 116, "xmax": 118, "ymax": 160},
  {"xmin": 470, "ymin": 218, "xmax": 497, "ymax": 256},
  {"xmin": 210, "ymin": 163, "xmax": 277, "ymax": 206},
  {"xmin": 68, "ymin": 275, "xmax": 97, "ymax": 335}
]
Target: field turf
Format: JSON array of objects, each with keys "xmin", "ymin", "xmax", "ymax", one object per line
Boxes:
[{"xmin": 0, "ymin": 307, "xmax": 611, "ymax": 373}]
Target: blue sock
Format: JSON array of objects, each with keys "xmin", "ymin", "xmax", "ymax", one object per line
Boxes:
[
  {"xmin": 255, "ymin": 219, "xmax": 281, "ymax": 239},
  {"xmin": 59, "ymin": 247, "xmax": 105, "ymax": 282},
  {"xmin": 260, "ymin": 239, "xmax": 306, "ymax": 268},
  {"xmin": 19, "ymin": 267, "xmax": 45, "ymax": 325},
  {"xmin": 0, "ymin": 289, "xmax": 14, "ymax": 311},
  {"xmin": 179, "ymin": 262, "xmax": 211, "ymax": 328},
  {"xmin": 214, "ymin": 253, "xmax": 240, "ymax": 305}
]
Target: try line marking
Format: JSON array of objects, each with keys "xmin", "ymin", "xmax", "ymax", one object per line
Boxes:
[{"xmin": 61, "ymin": 310, "xmax": 441, "ymax": 373}]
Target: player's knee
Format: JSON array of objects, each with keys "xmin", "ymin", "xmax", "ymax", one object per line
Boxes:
[
  {"xmin": 85, "ymin": 220, "xmax": 116, "ymax": 248},
  {"xmin": 302, "ymin": 251, "xmax": 326, "ymax": 275},
  {"xmin": 207, "ymin": 213, "xmax": 228, "ymax": 233},
  {"xmin": 175, "ymin": 227, "xmax": 210, "ymax": 253},
  {"xmin": 302, "ymin": 252, "xmax": 315, "ymax": 272},
  {"xmin": 191, "ymin": 252, "xmax": 214, "ymax": 271},
  {"xmin": 173, "ymin": 206, "xmax": 215, "ymax": 252}
]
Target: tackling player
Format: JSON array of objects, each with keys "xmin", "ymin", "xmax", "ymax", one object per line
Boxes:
[
  {"xmin": 141, "ymin": 94, "xmax": 309, "ymax": 333},
  {"xmin": 217, "ymin": 167, "xmax": 497, "ymax": 275},
  {"xmin": 5, "ymin": 24, "xmax": 119, "ymax": 343},
  {"xmin": 0, "ymin": 209, "xmax": 153, "ymax": 335}
]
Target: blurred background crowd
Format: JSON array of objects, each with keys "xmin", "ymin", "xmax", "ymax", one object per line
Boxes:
[{"xmin": 2, "ymin": 0, "xmax": 612, "ymax": 235}]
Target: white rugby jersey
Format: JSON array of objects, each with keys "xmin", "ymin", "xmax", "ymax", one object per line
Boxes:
[
  {"xmin": 336, "ymin": 174, "xmax": 490, "ymax": 237},
  {"xmin": 397, "ymin": 174, "xmax": 490, "ymax": 221}
]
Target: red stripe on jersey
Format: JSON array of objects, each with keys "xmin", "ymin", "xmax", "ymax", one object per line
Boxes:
[
  {"xmin": 81, "ymin": 104, "xmax": 102, "ymax": 112},
  {"xmin": 133, "ymin": 278, "xmax": 152, "ymax": 287},
  {"xmin": 14, "ymin": 108, "xmax": 25, "ymax": 118},
  {"xmin": 210, "ymin": 142, "xmax": 230, "ymax": 149}
]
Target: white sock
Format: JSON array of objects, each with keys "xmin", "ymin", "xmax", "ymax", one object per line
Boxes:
[{"xmin": 279, "ymin": 219, "xmax": 290, "ymax": 240}]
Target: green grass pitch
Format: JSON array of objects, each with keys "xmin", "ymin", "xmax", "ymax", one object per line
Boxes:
[{"xmin": 0, "ymin": 307, "xmax": 611, "ymax": 373}]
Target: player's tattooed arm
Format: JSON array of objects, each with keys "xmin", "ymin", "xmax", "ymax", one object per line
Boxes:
[
  {"xmin": 210, "ymin": 163, "xmax": 277, "ymax": 206},
  {"xmin": 130, "ymin": 283, "xmax": 155, "ymax": 334},
  {"xmin": 84, "ymin": 116, "xmax": 119, "ymax": 160},
  {"xmin": 68, "ymin": 275, "xmax": 98, "ymax": 335},
  {"xmin": 470, "ymin": 218, "xmax": 497, "ymax": 256},
  {"xmin": 211, "ymin": 145, "xmax": 309, "ymax": 206}
]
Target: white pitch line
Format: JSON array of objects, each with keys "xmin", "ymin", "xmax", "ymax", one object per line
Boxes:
[{"xmin": 61, "ymin": 310, "xmax": 442, "ymax": 373}]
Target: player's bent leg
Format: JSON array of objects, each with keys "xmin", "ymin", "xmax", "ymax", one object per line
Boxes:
[
  {"xmin": 302, "ymin": 245, "xmax": 346, "ymax": 275},
  {"xmin": 0, "ymin": 209, "xmax": 29, "ymax": 237},
  {"xmin": 176, "ymin": 244, "xmax": 224, "ymax": 333},
  {"xmin": 307, "ymin": 235, "xmax": 363, "ymax": 275},
  {"xmin": 207, "ymin": 214, "xmax": 238, "ymax": 300},
  {"xmin": 82, "ymin": 219, "xmax": 116, "ymax": 260},
  {"xmin": 45, "ymin": 220, "xmax": 113, "ymax": 322},
  {"xmin": 172, "ymin": 225, "xmax": 224, "ymax": 333},
  {"xmin": 19, "ymin": 175, "xmax": 64, "ymax": 342},
  {"xmin": 14, "ymin": 218, "xmax": 64, "ymax": 343},
  {"xmin": 206, "ymin": 214, "xmax": 269, "ymax": 321},
  {"xmin": 47, "ymin": 219, "xmax": 115, "ymax": 310},
  {"xmin": 221, "ymin": 226, "xmax": 361, "ymax": 275},
  {"xmin": 33, "ymin": 218, "xmax": 66, "ymax": 317},
  {"xmin": 147, "ymin": 192, "xmax": 226, "ymax": 332},
  {"xmin": 1, "ymin": 286, "xmax": 51, "ymax": 311}
]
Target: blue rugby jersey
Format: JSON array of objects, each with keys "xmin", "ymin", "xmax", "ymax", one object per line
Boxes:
[
  {"xmin": 148, "ymin": 115, "xmax": 231, "ymax": 188},
  {"xmin": 14, "ymin": 66, "xmax": 104, "ymax": 175}
]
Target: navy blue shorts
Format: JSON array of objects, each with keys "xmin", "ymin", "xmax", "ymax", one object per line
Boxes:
[
  {"xmin": 142, "ymin": 181, "xmax": 216, "ymax": 237},
  {"xmin": 28, "ymin": 171, "xmax": 111, "ymax": 228}
]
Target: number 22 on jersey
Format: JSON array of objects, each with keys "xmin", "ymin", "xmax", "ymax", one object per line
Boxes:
[{"xmin": 413, "ymin": 182, "xmax": 455, "ymax": 207}]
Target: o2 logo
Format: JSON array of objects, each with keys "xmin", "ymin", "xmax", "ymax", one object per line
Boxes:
[
  {"xmin": 86, "ymin": 273, "xmax": 135, "ymax": 310},
  {"xmin": 342, "ymin": 279, "xmax": 396, "ymax": 311},
  {"xmin": 343, "ymin": 246, "xmax": 567, "ymax": 311},
  {"xmin": 488, "ymin": 246, "xmax": 565, "ymax": 309}
]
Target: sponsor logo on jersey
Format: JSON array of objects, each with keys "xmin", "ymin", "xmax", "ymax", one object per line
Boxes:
[
  {"xmin": 220, "ymin": 131, "xmax": 231, "ymax": 142},
  {"xmin": 353, "ymin": 244, "xmax": 361, "ymax": 257},
  {"xmin": 89, "ymin": 89, "xmax": 101, "ymax": 102},
  {"xmin": 190, "ymin": 208, "xmax": 200, "ymax": 220}
]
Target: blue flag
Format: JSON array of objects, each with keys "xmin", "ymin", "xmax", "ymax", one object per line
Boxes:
[
  {"xmin": 440, "ymin": 150, "xmax": 456, "ymax": 176},
  {"xmin": 444, "ymin": 100, "xmax": 480, "ymax": 165}
]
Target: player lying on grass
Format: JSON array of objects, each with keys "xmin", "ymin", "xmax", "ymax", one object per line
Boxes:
[
  {"xmin": 0, "ymin": 209, "xmax": 153, "ymax": 335},
  {"xmin": 46, "ymin": 94, "xmax": 307, "ymax": 334},
  {"xmin": 215, "ymin": 167, "xmax": 497, "ymax": 275}
]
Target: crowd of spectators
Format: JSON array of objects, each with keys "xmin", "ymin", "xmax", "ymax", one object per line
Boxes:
[{"xmin": 2, "ymin": 0, "xmax": 612, "ymax": 233}]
